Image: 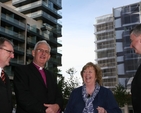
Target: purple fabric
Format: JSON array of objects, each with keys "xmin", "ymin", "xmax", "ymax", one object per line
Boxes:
[
  {"xmin": 39, "ymin": 69, "xmax": 46, "ymax": 85},
  {"xmin": 57, "ymin": 109, "xmax": 60, "ymax": 113},
  {"xmin": 33, "ymin": 64, "xmax": 46, "ymax": 85}
]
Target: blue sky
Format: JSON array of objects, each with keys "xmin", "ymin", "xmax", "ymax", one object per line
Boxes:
[{"xmin": 61, "ymin": 0, "xmax": 140, "ymax": 79}]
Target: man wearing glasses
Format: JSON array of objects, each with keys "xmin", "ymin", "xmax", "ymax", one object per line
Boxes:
[
  {"xmin": 14, "ymin": 40, "xmax": 63, "ymax": 113},
  {"xmin": 0, "ymin": 37, "xmax": 14, "ymax": 113}
]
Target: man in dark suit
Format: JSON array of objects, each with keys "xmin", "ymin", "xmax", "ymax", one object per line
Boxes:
[
  {"xmin": 0, "ymin": 37, "xmax": 14, "ymax": 113},
  {"xmin": 14, "ymin": 40, "xmax": 63, "ymax": 113},
  {"xmin": 130, "ymin": 24, "xmax": 141, "ymax": 113}
]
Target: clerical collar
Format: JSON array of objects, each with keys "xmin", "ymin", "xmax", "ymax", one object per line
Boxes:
[
  {"xmin": 33, "ymin": 62, "xmax": 43, "ymax": 70},
  {"xmin": 0, "ymin": 67, "xmax": 3, "ymax": 77}
]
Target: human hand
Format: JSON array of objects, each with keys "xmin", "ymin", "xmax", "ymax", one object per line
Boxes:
[
  {"xmin": 44, "ymin": 104, "xmax": 59, "ymax": 113},
  {"xmin": 97, "ymin": 106, "xmax": 107, "ymax": 113}
]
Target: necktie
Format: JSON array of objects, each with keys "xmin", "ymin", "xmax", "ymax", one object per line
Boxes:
[{"xmin": 1, "ymin": 70, "xmax": 6, "ymax": 83}]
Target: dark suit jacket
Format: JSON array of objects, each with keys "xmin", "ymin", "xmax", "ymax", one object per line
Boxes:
[
  {"xmin": 131, "ymin": 64, "xmax": 141, "ymax": 113},
  {"xmin": 0, "ymin": 71, "xmax": 13, "ymax": 113},
  {"xmin": 64, "ymin": 86, "xmax": 121, "ymax": 113},
  {"xmin": 14, "ymin": 62, "xmax": 63, "ymax": 113}
]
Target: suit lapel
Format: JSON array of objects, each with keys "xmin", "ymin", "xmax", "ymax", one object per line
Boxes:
[{"xmin": 29, "ymin": 63, "xmax": 47, "ymax": 87}]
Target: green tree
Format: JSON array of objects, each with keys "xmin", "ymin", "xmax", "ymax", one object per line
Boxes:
[
  {"xmin": 57, "ymin": 67, "xmax": 80, "ymax": 110},
  {"xmin": 64, "ymin": 68, "xmax": 80, "ymax": 108},
  {"xmin": 113, "ymin": 84, "xmax": 131, "ymax": 107}
]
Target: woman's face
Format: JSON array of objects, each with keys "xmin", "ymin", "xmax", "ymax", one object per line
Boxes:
[{"xmin": 82, "ymin": 66, "xmax": 97, "ymax": 86}]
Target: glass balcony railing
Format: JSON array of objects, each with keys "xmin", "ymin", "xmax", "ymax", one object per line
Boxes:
[
  {"xmin": 14, "ymin": 46, "xmax": 24, "ymax": 52},
  {"xmin": 15, "ymin": 1, "xmax": 62, "ymax": 17},
  {"xmin": 42, "ymin": 33, "xmax": 49, "ymax": 40},
  {"xmin": 49, "ymin": 57, "xmax": 61, "ymax": 65},
  {"xmin": 27, "ymin": 49, "xmax": 32, "ymax": 55},
  {"xmin": 99, "ymin": 62, "xmax": 116, "ymax": 67},
  {"xmin": 51, "ymin": 48, "xmax": 62, "ymax": 54},
  {"xmin": 43, "ymin": 1, "xmax": 62, "ymax": 16},
  {"xmin": 1, "ymin": 13, "xmax": 26, "ymax": 28},
  {"xmin": 10, "ymin": 58, "xmax": 24, "ymax": 64},
  {"xmin": 97, "ymin": 43, "xmax": 115, "ymax": 49},
  {"xmin": 57, "ymin": 39, "xmax": 62, "ymax": 45},
  {"xmin": 0, "ymin": 26, "xmax": 25, "ymax": 40},
  {"xmin": 50, "ymin": 0, "xmax": 62, "ymax": 8},
  {"xmin": 27, "ymin": 36, "xmax": 36, "ymax": 43}
]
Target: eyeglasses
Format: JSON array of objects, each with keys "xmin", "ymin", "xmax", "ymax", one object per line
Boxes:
[
  {"xmin": 36, "ymin": 48, "xmax": 50, "ymax": 54},
  {"xmin": 0, "ymin": 48, "xmax": 14, "ymax": 54}
]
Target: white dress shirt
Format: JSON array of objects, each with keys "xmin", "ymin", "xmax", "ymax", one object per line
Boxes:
[{"xmin": 0, "ymin": 68, "xmax": 2, "ymax": 77}]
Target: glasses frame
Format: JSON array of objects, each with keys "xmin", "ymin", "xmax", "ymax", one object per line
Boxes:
[
  {"xmin": 0, "ymin": 47, "xmax": 14, "ymax": 54},
  {"xmin": 36, "ymin": 48, "xmax": 50, "ymax": 54}
]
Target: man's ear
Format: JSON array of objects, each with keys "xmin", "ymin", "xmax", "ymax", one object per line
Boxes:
[
  {"xmin": 32, "ymin": 50, "xmax": 35, "ymax": 57},
  {"xmin": 48, "ymin": 54, "xmax": 51, "ymax": 60}
]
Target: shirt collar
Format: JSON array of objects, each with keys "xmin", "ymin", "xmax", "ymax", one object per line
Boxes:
[
  {"xmin": 33, "ymin": 62, "xmax": 43, "ymax": 70},
  {"xmin": 0, "ymin": 67, "xmax": 3, "ymax": 77}
]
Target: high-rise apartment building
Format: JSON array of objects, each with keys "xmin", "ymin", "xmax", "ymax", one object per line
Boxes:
[
  {"xmin": 0, "ymin": 0, "xmax": 62, "ymax": 81},
  {"xmin": 94, "ymin": 1, "xmax": 141, "ymax": 91},
  {"xmin": 114, "ymin": 1, "xmax": 141, "ymax": 89},
  {"xmin": 94, "ymin": 14, "xmax": 117, "ymax": 91}
]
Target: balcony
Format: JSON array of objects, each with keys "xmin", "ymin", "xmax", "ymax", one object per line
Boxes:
[
  {"xmin": 97, "ymin": 43, "xmax": 115, "ymax": 50},
  {"xmin": 49, "ymin": 57, "xmax": 61, "ymax": 65},
  {"xmin": 51, "ymin": 48, "xmax": 62, "ymax": 54},
  {"xmin": 51, "ymin": 27, "xmax": 62, "ymax": 37},
  {"xmin": 1, "ymin": 13, "xmax": 26, "ymax": 29},
  {"xmin": 12, "ymin": 0, "xmax": 38, "ymax": 7},
  {"xmin": 1, "ymin": 0, "xmax": 9, "ymax": 2},
  {"xmin": 27, "ymin": 36, "xmax": 36, "ymax": 44},
  {"xmin": 0, "ymin": 26, "xmax": 25, "ymax": 41},
  {"xmin": 15, "ymin": 1, "xmax": 62, "ymax": 18},
  {"xmin": 103, "ymin": 71, "xmax": 117, "ymax": 77},
  {"xmin": 121, "ymin": 4, "xmax": 139, "ymax": 15},
  {"xmin": 41, "ymin": 23, "xmax": 53, "ymax": 31},
  {"xmin": 42, "ymin": 33, "xmax": 49, "ymax": 40},
  {"xmin": 25, "ymin": 10, "xmax": 62, "ymax": 26},
  {"xmin": 10, "ymin": 58, "xmax": 24, "ymax": 65},
  {"xmin": 27, "ymin": 49, "xmax": 32, "ymax": 55},
  {"xmin": 99, "ymin": 62, "xmax": 116, "ymax": 68},
  {"xmin": 103, "ymin": 82, "xmax": 117, "ymax": 89},
  {"xmin": 50, "ymin": 0, "xmax": 62, "ymax": 9},
  {"xmin": 14, "ymin": 45, "xmax": 24, "ymax": 53}
]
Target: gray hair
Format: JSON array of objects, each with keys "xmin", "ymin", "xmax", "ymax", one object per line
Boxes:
[
  {"xmin": 0, "ymin": 37, "xmax": 14, "ymax": 47},
  {"xmin": 34, "ymin": 40, "xmax": 51, "ymax": 52},
  {"xmin": 130, "ymin": 24, "xmax": 141, "ymax": 37}
]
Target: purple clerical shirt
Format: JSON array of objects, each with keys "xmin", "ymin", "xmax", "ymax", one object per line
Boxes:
[{"xmin": 33, "ymin": 63, "xmax": 47, "ymax": 85}]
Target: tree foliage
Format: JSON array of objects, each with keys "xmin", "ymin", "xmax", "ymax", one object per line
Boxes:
[
  {"xmin": 57, "ymin": 67, "xmax": 80, "ymax": 110},
  {"xmin": 113, "ymin": 84, "xmax": 131, "ymax": 107}
]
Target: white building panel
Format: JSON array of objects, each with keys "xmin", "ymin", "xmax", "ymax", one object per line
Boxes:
[
  {"xmin": 113, "ymin": 7, "xmax": 122, "ymax": 17},
  {"xmin": 114, "ymin": 18, "xmax": 121, "ymax": 28},
  {"xmin": 117, "ymin": 64, "xmax": 125, "ymax": 74},
  {"xmin": 117, "ymin": 56, "xmax": 124, "ymax": 62},
  {"xmin": 115, "ymin": 30, "xmax": 123, "ymax": 39},
  {"xmin": 116, "ymin": 43, "xmax": 123, "ymax": 52}
]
